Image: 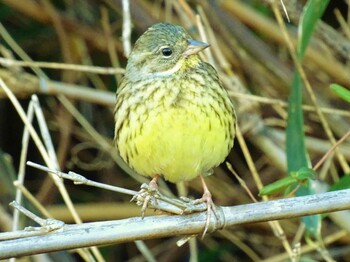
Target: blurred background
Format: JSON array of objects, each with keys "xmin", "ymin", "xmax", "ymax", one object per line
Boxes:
[{"xmin": 0, "ymin": 0, "xmax": 350, "ymax": 261}]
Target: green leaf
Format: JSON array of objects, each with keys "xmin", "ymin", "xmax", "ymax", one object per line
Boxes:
[
  {"xmin": 299, "ymin": 257, "xmax": 319, "ymax": 262},
  {"xmin": 330, "ymin": 83, "xmax": 350, "ymax": 103},
  {"xmin": 328, "ymin": 175, "xmax": 350, "ymax": 192},
  {"xmin": 304, "ymin": 216, "xmax": 322, "ymax": 244},
  {"xmin": 286, "ymin": 0, "xmax": 329, "ymax": 238},
  {"xmin": 286, "ymin": 73, "xmax": 308, "ymax": 172},
  {"xmin": 296, "ymin": 185, "xmax": 322, "ymax": 237},
  {"xmin": 291, "ymin": 167, "xmax": 317, "ymax": 181},
  {"xmin": 259, "ymin": 167, "xmax": 317, "ymax": 196},
  {"xmin": 297, "ymin": 0, "xmax": 330, "ymax": 60},
  {"xmin": 259, "ymin": 176, "xmax": 296, "ymax": 196},
  {"xmin": 0, "ymin": 149, "xmax": 16, "ymax": 198}
]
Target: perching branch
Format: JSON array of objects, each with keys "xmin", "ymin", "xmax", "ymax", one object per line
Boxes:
[{"xmin": 1, "ymin": 189, "xmax": 350, "ymax": 259}]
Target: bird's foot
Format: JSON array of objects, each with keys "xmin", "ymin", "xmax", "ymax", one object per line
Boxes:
[
  {"xmin": 131, "ymin": 176, "xmax": 225, "ymax": 238},
  {"xmin": 179, "ymin": 189, "xmax": 219, "ymax": 238},
  {"xmin": 131, "ymin": 175, "xmax": 190, "ymax": 215},
  {"xmin": 131, "ymin": 182, "xmax": 160, "ymax": 217},
  {"xmin": 180, "ymin": 176, "xmax": 224, "ymax": 238},
  {"xmin": 176, "ymin": 189, "xmax": 225, "ymax": 244},
  {"xmin": 191, "ymin": 189, "xmax": 218, "ymax": 238}
]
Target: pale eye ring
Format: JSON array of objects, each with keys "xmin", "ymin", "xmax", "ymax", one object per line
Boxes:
[{"xmin": 161, "ymin": 47, "xmax": 173, "ymax": 57}]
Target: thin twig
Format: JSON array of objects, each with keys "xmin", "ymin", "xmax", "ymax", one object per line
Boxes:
[
  {"xmin": 26, "ymin": 161, "xmax": 137, "ymax": 196},
  {"xmin": 9, "ymin": 201, "xmax": 64, "ymax": 232},
  {"xmin": 122, "ymin": 0, "xmax": 132, "ymax": 57},
  {"xmin": 314, "ymin": 129, "xmax": 350, "ymax": 171},
  {"xmin": 226, "ymin": 162, "xmax": 258, "ymax": 202},
  {"xmin": 12, "ymin": 99, "xmax": 35, "ymax": 233},
  {"xmin": 0, "ymin": 57, "xmax": 125, "ymax": 74},
  {"xmin": 280, "ymin": 0, "xmax": 290, "ymax": 22}
]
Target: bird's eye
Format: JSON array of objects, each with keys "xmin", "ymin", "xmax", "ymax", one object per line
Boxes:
[{"xmin": 161, "ymin": 47, "xmax": 173, "ymax": 57}]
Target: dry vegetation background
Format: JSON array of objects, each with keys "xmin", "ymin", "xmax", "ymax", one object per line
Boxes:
[{"xmin": 0, "ymin": 0, "xmax": 350, "ymax": 261}]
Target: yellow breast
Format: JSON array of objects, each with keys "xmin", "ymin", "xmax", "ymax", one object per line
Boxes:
[{"xmin": 115, "ymin": 63, "xmax": 235, "ymax": 183}]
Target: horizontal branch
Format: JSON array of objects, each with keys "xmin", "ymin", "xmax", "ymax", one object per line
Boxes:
[
  {"xmin": 1, "ymin": 189, "xmax": 350, "ymax": 259},
  {"xmin": 0, "ymin": 69, "xmax": 115, "ymax": 106}
]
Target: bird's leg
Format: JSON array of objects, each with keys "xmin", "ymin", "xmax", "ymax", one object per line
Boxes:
[
  {"xmin": 149, "ymin": 174, "xmax": 159, "ymax": 188},
  {"xmin": 141, "ymin": 175, "xmax": 160, "ymax": 216},
  {"xmin": 191, "ymin": 175, "xmax": 218, "ymax": 238},
  {"xmin": 131, "ymin": 175, "xmax": 160, "ymax": 217}
]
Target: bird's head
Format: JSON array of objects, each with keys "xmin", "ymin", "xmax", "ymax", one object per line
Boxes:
[{"xmin": 125, "ymin": 23, "xmax": 209, "ymax": 80}]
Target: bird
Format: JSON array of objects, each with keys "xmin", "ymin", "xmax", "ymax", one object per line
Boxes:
[{"xmin": 114, "ymin": 23, "xmax": 236, "ymax": 236}]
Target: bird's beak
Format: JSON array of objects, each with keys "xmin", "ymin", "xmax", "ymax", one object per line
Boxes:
[{"xmin": 183, "ymin": 39, "xmax": 209, "ymax": 57}]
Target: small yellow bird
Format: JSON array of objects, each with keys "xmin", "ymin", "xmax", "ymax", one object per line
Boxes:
[{"xmin": 114, "ymin": 23, "xmax": 236, "ymax": 234}]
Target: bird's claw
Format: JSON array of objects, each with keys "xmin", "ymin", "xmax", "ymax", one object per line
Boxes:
[
  {"xmin": 131, "ymin": 183, "xmax": 160, "ymax": 217},
  {"xmin": 195, "ymin": 191, "xmax": 218, "ymax": 238},
  {"xmin": 182, "ymin": 190, "xmax": 219, "ymax": 238},
  {"xmin": 179, "ymin": 196, "xmax": 208, "ymax": 213}
]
